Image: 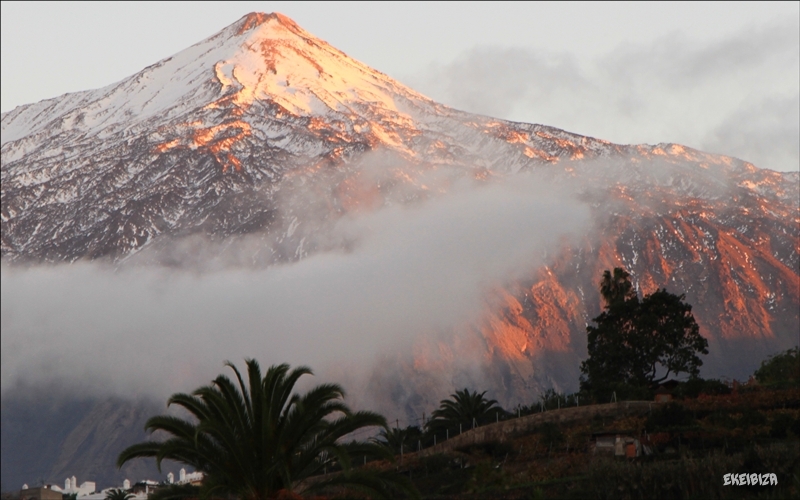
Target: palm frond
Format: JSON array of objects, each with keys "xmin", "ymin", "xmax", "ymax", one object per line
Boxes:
[{"xmin": 117, "ymin": 359, "xmax": 415, "ymax": 499}]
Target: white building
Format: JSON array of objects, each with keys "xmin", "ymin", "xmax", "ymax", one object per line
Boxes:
[
  {"xmin": 177, "ymin": 469, "xmax": 203, "ymax": 485},
  {"xmin": 56, "ymin": 477, "xmax": 96, "ymax": 496}
]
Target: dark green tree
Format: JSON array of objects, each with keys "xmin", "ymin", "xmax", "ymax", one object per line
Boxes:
[
  {"xmin": 754, "ymin": 347, "xmax": 799, "ymax": 389},
  {"xmin": 117, "ymin": 360, "xmax": 416, "ymax": 500},
  {"xmin": 104, "ymin": 490, "xmax": 133, "ymax": 500},
  {"xmin": 373, "ymin": 425, "xmax": 422, "ymax": 454},
  {"xmin": 580, "ymin": 268, "xmax": 709, "ymax": 400},
  {"xmin": 426, "ymin": 388, "xmax": 502, "ymax": 434},
  {"xmin": 600, "ymin": 268, "xmax": 636, "ymax": 306}
]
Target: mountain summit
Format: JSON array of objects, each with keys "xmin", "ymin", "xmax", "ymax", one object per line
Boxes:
[
  {"xmin": 1, "ymin": 12, "xmax": 433, "ymax": 149},
  {"xmin": 2, "ymin": 12, "xmax": 651, "ymax": 260}
]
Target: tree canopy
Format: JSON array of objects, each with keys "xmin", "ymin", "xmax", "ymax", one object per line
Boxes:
[
  {"xmin": 426, "ymin": 388, "xmax": 502, "ymax": 434},
  {"xmin": 754, "ymin": 347, "xmax": 799, "ymax": 389},
  {"xmin": 580, "ymin": 268, "xmax": 709, "ymax": 400},
  {"xmin": 104, "ymin": 490, "xmax": 133, "ymax": 500},
  {"xmin": 117, "ymin": 359, "xmax": 416, "ymax": 500}
]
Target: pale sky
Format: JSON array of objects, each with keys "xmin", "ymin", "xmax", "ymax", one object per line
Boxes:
[{"xmin": 2, "ymin": 1, "xmax": 798, "ymax": 171}]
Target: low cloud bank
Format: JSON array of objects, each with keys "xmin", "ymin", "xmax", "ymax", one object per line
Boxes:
[{"xmin": 1, "ymin": 174, "xmax": 589, "ymax": 403}]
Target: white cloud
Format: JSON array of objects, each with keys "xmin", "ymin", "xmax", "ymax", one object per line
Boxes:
[
  {"xmin": 410, "ymin": 19, "xmax": 800, "ymax": 172},
  {"xmin": 1, "ymin": 174, "xmax": 589, "ymax": 401}
]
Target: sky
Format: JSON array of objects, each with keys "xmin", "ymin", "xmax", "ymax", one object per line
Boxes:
[{"xmin": 1, "ymin": 1, "xmax": 798, "ymax": 171}]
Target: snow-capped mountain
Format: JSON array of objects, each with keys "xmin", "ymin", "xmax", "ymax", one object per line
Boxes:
[
  {"xmin": 10, "ymin": 12, "xmax": 788, "ymax": 263},
  {"xmin": 1, "ymin": 12, "xmax": 798, "ymax": 489}
]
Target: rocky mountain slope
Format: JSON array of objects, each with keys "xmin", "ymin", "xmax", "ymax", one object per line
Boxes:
[
  {"xmin": 2, "ymin": 12, "xmax": 798, "ymax": 489},
  {"xmin": 0, "ymin": 395, "xmax": 172, "ymax": 492}
]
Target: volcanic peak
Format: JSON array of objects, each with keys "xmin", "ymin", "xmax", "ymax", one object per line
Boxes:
[
  {"xmin": 209, "ymin": 11, "xmax": 433, "ymax": 117},
  {"xmin": 234, "ymin": 12, "xmax": 306, "ymax": 37},
  {"xmin": 0, "ymin": 11, "xmax": 433, "ymax": 147}
]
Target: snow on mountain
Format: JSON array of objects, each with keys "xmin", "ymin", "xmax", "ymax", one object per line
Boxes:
[{"xmin": 4, "ymin": 12, "xmax": 794, "ymax": 264}]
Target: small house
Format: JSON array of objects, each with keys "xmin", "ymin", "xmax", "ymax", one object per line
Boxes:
[
  {"xmin": 15, "ymin": 487, "xmax": 62, "ymax": 500},
  {"xmin": 591, "ymin": 431, "xmax": 643, "ymax": 458},
  {"xmin": 653, "ymin": 380, "xmax": 680, "ymax": 402}
]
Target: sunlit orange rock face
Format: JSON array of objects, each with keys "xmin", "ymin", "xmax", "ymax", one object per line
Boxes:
[{"xmin": 367, "ymin": 162, "xmax": 798, "ymax": 418}]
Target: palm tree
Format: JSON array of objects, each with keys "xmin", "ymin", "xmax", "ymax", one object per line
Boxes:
[
  {"xmin": 117, "ymin": 360, "xmax": 416, "ymax": 499},
  {"xmin": 373, "ymin": 425, "xmax": 423, "ymax": 454},
  {"xmin": 104, "ymin": 490, "xmax": 133, "ymax": 500},
  {"xmin": 426, "ymin": 388, "xmax": 501, "ymax": 434}
]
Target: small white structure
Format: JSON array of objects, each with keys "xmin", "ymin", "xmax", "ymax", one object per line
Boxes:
[
  {"xmin": 177, "ymin": 469, "xmax": 203, "ymax": 485},
  {"xmin": 78, "ymin": 482, "xmax": 96, "ymax": 495},
  {"xmin": 167, "ymin": 472, "xmax": 174, "ymax": 484},
  {"xmin": 22, "ymin": 484, "xmax": 29, "ymax": 490},
  {"xmin": 58, "ymin": 477, "xmax": 95, "ymax": 496},
  {"xmin": 123, "ymin": 479, "xmax": 131, "ymax": 490}
]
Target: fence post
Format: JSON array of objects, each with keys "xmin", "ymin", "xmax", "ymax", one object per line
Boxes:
[{"xmin": 473, "ymin": 417, "xmax": 477, "ymax": 429}]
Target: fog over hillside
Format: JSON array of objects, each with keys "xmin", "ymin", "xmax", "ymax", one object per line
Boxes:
[{"xmin": 1, "ymin": 174, "xmax": 589, "ymax": 403}]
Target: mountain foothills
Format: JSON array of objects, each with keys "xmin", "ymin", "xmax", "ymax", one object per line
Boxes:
[{"xmin": 1, "ymin": 12, "xmax": 798, "ymax": 489}]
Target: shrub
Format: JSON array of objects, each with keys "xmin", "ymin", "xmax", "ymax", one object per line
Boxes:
[
  {"xmin": 420, "ymin": 453, "xmax": 453, "ymax": 475},
  {"xmin": 737, "ymin": 408, "xmax": 767, "ymax": 428},
  {"xmin": 537, "ymin": 422, "xmax": 565, "ymax": 448},
  {"xmin": 677, "ymin": 377, "xmax": 731, "ymax": 398},
  {"xmin": 457, "ymin": 440, "xmax": 514, "ymax": 459},
  {"xmin": 705, "ymin": 411, "xmax": 737, "ymax": 429},
  {"xmin": 646, "ymin": 402, "xmax": 696, "ymax": 432},
  {"xmin": 769, "ymin": 413, "xmax": 796, "ymax": 439}
]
